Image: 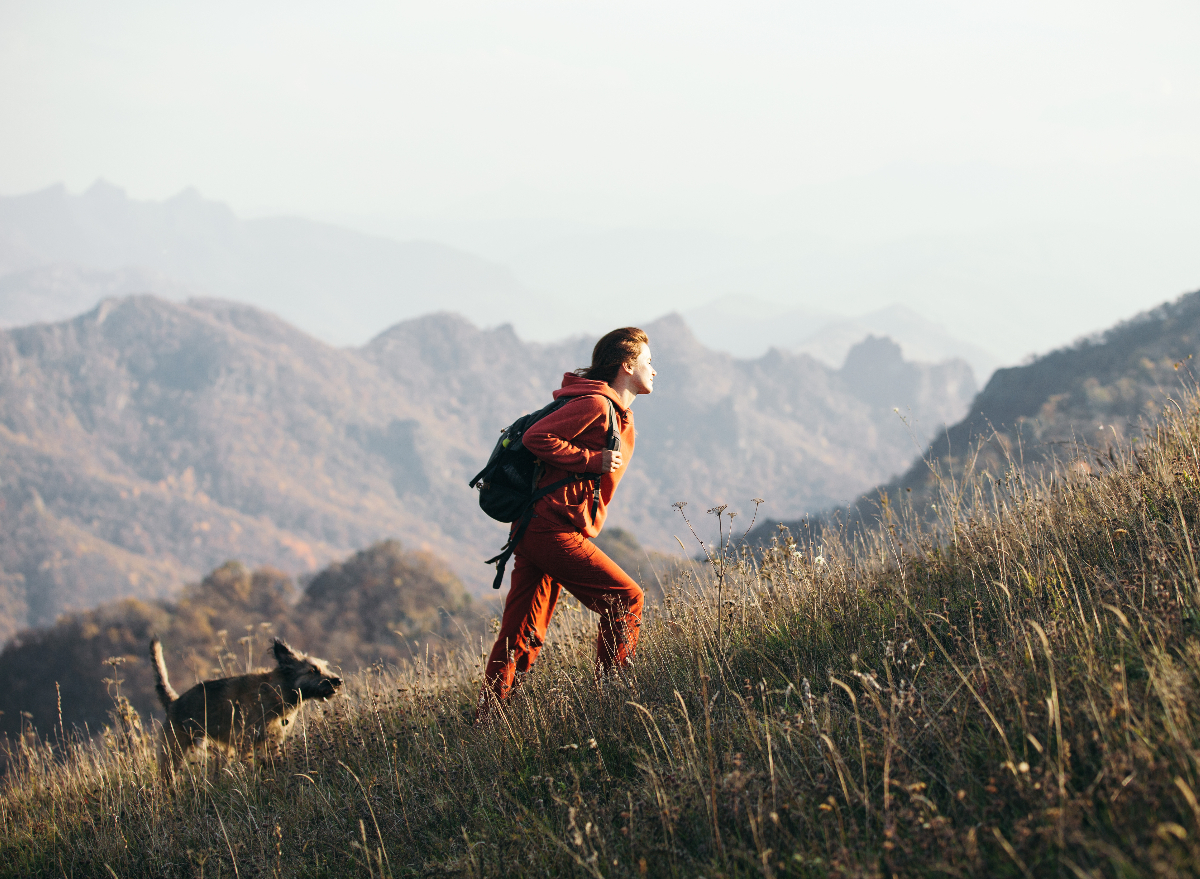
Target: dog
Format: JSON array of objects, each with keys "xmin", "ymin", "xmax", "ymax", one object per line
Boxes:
[{"xmin": 150, "ymin": 637, "xmax": 342, "ymax": 779}]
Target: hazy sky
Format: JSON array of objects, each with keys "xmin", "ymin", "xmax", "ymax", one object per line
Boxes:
[{"xmin": 3, "ymin": 1, "xmax": 1200, "ymax": 359}]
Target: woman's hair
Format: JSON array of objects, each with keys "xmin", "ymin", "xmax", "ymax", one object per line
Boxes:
[{"xmin": 574, "ymin": 327, "xmax": 649, "ymax": 384}]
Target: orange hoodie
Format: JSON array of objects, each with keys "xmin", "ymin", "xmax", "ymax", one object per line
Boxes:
[{"xmin": 522, "ymin": 373, "xmax": 636, "ymax": 538}]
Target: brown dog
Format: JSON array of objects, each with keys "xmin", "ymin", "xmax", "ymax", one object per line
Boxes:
[{"xmin": 150, "ymin": 637, "xmax": 342, "ymax": 779}]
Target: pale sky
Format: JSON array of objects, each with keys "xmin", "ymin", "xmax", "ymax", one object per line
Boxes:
[{"xmin": 3, "ymin": 1, "xmax": 1200, "ymax": 359}]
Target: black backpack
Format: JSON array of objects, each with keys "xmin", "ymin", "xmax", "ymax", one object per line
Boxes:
[{"xmin": 469, "ymin": 394, "xmax": 620, "ymax": 589}]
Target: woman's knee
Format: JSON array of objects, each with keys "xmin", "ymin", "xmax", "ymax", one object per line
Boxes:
[{"xmin": 624, "ymin": 584, "xmax": 644, "ymax": 615}]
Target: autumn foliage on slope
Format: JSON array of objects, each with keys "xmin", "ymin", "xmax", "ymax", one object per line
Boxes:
[{"xmin": 0, "ymin": 540, "xmax": 480, "ymax": 746}]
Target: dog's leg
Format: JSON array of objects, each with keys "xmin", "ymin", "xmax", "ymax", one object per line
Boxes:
[
  {"xmin": 156, "ymin": 731, "xmax": 173, "ymax": 783},
  {"xmin": 158, "ymin": 723, "xmax": 188, "ymax": 783}
]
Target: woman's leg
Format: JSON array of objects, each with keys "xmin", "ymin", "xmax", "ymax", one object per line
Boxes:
[
  {"xmin": 517, "ymin": 530, "xmax": 644, "ymax": 675},
  {"xmin": 477, "ymin": 549, "xmax": 562, "ymax": 717}
]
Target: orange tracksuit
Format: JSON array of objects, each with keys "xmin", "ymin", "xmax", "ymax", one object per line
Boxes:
[{"xmin": 478, "ymin": 374, "xmax": 644, "ymax": 713}]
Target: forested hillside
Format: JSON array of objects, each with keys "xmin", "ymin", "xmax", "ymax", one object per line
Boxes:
[
  {"xmin": 0, "ymin": 295, "xmax": 972, "ymax": 640},
  {"xmin": 0, "ymin": 540, "xmax": 476, "ymax": 745}
]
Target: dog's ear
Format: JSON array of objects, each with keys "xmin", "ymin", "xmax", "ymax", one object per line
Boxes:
[{"xmin": 273, "ymin": 639, "xmax": 301, "ymax": 665}]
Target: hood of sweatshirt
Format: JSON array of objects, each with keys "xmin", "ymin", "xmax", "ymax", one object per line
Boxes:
[{"xmin": 552, "ymin": 373, "xmax": 630, "ymax": 416}]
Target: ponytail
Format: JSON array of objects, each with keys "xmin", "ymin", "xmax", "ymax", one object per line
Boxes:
[{"xmin": 574, "ymin": 327, "xmax": 648, "ymax": 384}]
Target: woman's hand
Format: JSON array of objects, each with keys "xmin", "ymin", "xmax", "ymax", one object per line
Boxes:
[{"xmin": 600, "ymin": 449, "xmax": 624, "ymax": 473}]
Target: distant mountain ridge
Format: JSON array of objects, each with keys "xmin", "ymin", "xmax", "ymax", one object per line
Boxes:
[
  {"xmin": 3, "ymin": 182, "xmax": 1004, "ymax": 376},
  {"xmin": 682, "ymin": 296, "xmax": 998, "ymax": 380},
  {"xmin": 0, "ymin": 296, "xmax": 974, "ymax": 641},
  {"xmin": 746, "ymin": 287, "xmax": 1200, "ymax": 546},
  {"xmin": 0, "ymin": 181, "xmax": 566, "ymax": 344},
  {"xmin": 0, "ymin": 264, "xmax": 195, "ymax": 329}
]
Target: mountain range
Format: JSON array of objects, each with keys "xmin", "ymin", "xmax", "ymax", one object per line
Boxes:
[
  {"xmin": 682, "ymin": 296, "xmax": 999, "ymax": 380},
  {"xmin": 0, "ymin": 183, "xmax": 996, "ymax": 375},
  {"xmin": 0, "ymin": 295, "xmax": 975, "ymax": 643},
  {"xmin": 0, "ymin": 181, "xmax": 565, "ymax": 345}
]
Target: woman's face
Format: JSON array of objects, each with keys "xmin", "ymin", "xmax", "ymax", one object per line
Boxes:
[{"xmin": 626, "ymin": 343, "xmax": 655, "ymax": 395}]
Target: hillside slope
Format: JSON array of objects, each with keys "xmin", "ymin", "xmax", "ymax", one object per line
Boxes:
[
  {"xmin": 888, "ymin": 287, "xmax": 1200, "ymax": 512},
  {"xmin": 0, "ymin": 296, "xmax": 469, "ymax": 637},
  {"xmin": 748, "ymin": 287, "xmax": 1200, "ymax": 544}
]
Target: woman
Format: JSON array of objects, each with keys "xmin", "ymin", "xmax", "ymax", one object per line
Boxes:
[{"xmin": 478, "ymin": 327, "xmax": 656, "ymax": 717}]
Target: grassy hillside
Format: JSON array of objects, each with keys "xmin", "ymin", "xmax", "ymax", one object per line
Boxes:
[{"xmin": 3, "ymin": 392, "xmax": 1200, "ymax": 875}]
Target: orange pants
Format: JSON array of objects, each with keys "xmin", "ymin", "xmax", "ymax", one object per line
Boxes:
[{"xmin": 478, "ymin": 528, "xmax": 644, "ymax": 714}]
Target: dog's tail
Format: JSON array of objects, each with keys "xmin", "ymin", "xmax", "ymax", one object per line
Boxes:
[{"xmin": 149, "ymin": 638, "xmax": 179, "ymax": 708}]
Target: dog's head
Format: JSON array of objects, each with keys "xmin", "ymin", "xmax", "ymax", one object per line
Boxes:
[{"xmin": 273, "ymin": 639, "xmax": 343, "ymax": 701}]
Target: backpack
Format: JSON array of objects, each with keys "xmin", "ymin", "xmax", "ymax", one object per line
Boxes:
[{"xmin": 469, "ymin": 394, "xmax": 620, "ymax": 589}]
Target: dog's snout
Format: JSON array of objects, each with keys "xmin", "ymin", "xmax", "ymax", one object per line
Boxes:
[{"xmin": 331, "ymin": 677, "xmax": 343, "ymax": 689}]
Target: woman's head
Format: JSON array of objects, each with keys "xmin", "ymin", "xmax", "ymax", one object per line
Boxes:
[{"xmin": 575, "ymin": 327, "xmax": 649, "ymax": 384}]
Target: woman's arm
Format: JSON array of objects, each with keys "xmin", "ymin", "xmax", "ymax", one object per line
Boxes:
[{"xmin": 522, "ymin": 397, "xmax": 607, "ymax": 473}]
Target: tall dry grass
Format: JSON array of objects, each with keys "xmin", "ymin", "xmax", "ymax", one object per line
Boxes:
[{"xmin": 5, "ymin": 399, "xmax": 1200, "ymax": 877}]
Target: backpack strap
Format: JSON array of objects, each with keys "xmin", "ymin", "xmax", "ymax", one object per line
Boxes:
[{"xmin": 589, "ymin": 398, "xmax": 620, "ymax": 518}]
